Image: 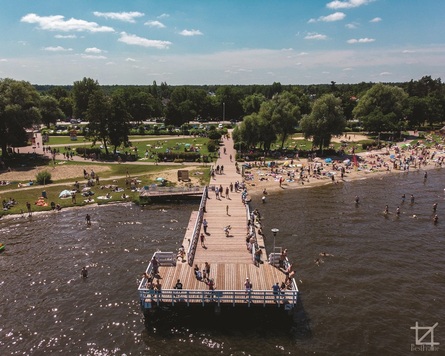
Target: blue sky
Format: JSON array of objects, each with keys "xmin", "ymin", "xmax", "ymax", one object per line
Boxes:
[{"xmin": 0, "ymin": 0, "xmax": 444, "ymax": 85}]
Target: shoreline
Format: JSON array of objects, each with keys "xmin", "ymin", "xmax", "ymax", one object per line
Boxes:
[
  {"xmin": 245, "ymin": 155, "xmax": 444, "ymax": 198},
  {"xmin": 3, "ymin": 164, "xmax": 441, "ymax": 222}
]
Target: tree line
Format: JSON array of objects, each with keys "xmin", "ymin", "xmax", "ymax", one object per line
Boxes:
[{"xmin": 0, "ymin": 76, "xmax": 444, "ymax": 157}]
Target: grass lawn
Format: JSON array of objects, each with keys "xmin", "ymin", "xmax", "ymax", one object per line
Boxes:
[
  {"xmin": 0, "ymin": 161, "xmax": 210, "ymax": 217},
  {"xmin": 45, "ymin": 135, "xmax": 212, "ymax": 163},
  {"xmin": 131, "ymin": 137, "xmax": 210, "ymax": 159},
  {"xmin": 45, "ymin": 136, "xmax": 87, "ymax": 145}
]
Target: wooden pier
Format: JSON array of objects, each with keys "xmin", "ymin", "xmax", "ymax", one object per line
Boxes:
[{"xmin": 138, "ymin": 134, "xmax": 298, "ymax": 313}]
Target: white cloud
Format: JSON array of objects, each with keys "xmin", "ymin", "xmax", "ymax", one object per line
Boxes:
[
  {"xmin": 81, "ymin": 54, "xmax": 107, "ymax": 59},
  {"xmin": 125, "ymin": 57, "xmax": 137, "ymax": 62},
  {"xmin": 21, "ymin": 13, "xmax": 114, "ymax": 32},
  {"xmin": 370, "ymin": 17, "xmax": 382, "ymax": 23},
  {"xmin": 347, "ymin": 38, "xmax": 375, "ymax": 44},
  {"xmin": 379, "ymin": 71, "xmax": 391, "ymax": 76},
  {"xmin": 179, "ymin": 29, "xmax": 203, "ymax": 36},
  {"xmin": 158, "ymin": 13, "xmax": 170, "ymax": 19},
  {"xmin": 343, "ymin": 67, "xmax": 354, "ymax": 71},
  {"xmin": 327, "ymin": 0, "xmax": 374, "ymax": 10},
  {"xmin": 85, "ymin": 47, "xmax": 105, "ymax": 54},
  {"xmin": 55, "ymin": 34, "xmax": 77, "ymax": 39},
  {"xmin": 345, "ymin": 23, "xmax": 358, "ymax": 29},
  {"xmin": 309, "ymin": 12, "xmax": 346, "ymax": 23},
  {"xmin": 305, "ymin": 33, "xmax": 328, "ymax": 40},
  {"xmin": 43, "ymin": 46, "xmax": 73, "ymax": 52},
  {"xmin": 297, "ymin": 52, "xmax": 309, "ymax": 56},
  {"xmin": 118, "ymin": 32, "xmax": 171, "ymax": 49},
  {"xmin": 145, "ymin": 20, "xmax": 166, "ymax": 28},
  {"xmin": 402, "ymin": 50, "xmax": 416, "ymax": 54},
  {"xmin": 93, "ymin": 11, "xmax": 144, "ymax": 23},
  {"xmin": 0, "ymin": 58, "xmax": 8, "ymax": 62}
]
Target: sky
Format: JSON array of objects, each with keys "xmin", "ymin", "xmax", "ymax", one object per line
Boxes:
[{"xmin": 0, "ymin": 0, "xmax": 444, "ymax": 86}]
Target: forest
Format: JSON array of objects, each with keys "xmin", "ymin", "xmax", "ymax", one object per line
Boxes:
[{"xmin": 1, "ymin": 76, "xmax": 444, "ymax": 157}]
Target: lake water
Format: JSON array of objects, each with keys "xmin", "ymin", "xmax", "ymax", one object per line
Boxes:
[{"xmin": 0, "ymin": 169, "xmax": 444, "ymax": 355}]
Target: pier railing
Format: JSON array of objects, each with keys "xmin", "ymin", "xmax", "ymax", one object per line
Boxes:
[
  {"xmin": 138, "ymin": 288, "xmax": 298, "ymax": 309},
  {"xmin": 138, "ymin": 251, "xmax": 176, "ymax": 289},
  {"xmin": 186, "ymin": 186, "xmax": 208, "ymax": 266}
]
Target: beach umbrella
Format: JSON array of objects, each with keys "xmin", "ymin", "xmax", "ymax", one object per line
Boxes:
[
  {"xmin": 325, "ymin": 158, "xmax": 332, "ymax": 163},
  {"xmin": 283, "ymin": 161, "xmax": 290, "ymax": 167},
  {"xmin": 343, "ymin": 159, "xmax": 350, "ymax": 164},
  {"xmin": 390, "ymin": 154, "xmax": 395, "ymax": 159},
  {"xmin": 156, "ymin": 177, "xmax": 166, "ymax": 182}
]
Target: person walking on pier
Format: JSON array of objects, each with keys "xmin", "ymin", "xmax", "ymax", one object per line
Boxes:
[
  {"xmin": 244, "ymin": 278, "xmax": 252, "ymax": 302},
  {"xmin": 174, "ymin": 279, "xmax": 183, "ymax": 289},
  {"xmin": 272, "ymin": 282, "xmax": 280, "ymax": 303},
  {"xmin": 203, "ymin": 219, "xmax": 208, "ymax": 234},
  {"xmin": 200, "ymin": 233, "xmax": 206, "ymax": 248}
]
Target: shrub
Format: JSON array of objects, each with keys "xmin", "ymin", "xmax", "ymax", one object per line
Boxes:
[
  {"xmin": 36, "ymin": 170, "xmax": 52, "ymax": 185},
  {"xmin": 207, "ymin": 140, "xmax": 219, "ymax": 152}
]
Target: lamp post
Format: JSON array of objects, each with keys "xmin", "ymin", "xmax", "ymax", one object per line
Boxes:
[
  {"xmin": 222, "ymin": 102, "xmax": 225, "ymax": 123},
  {"xmin": 271, "ymin": 228, "xmax": 279, "ymax": 256}
]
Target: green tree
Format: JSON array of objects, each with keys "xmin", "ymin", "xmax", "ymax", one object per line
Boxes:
[
  {"xmin": 85, "ymin": 90, "xmax": 111, "ymax": 154},
  {"xmin": 58, "ymin": 96, "xmax": 73, "ymax": 119},
  {"xmin": 0, "ymin": 78, "xmax": 41, "ymax": 157},
  {"xmin": 241, "ymin": 93, "xmax": 266, "ymax": 115},
  {"xmin": 72, "ymin": 77, "xmax": 100, "ymax": 120},
  {"xmin": 215, "ymin": 86, "xmax": 244, "ymax": 121},
  {"xmin": 234, "ymin": 114, "xmax": 261, "ymax": 149},
  {"xmin": 108, "ymin": 95, "xmax": 131, "ymax": 154},
  {"xmin": 40, "ymin": 95, "xmax": 64, "ymax": 126},
  {"xmin": 269, "ymin": 91, "xmax": 302, "ymax": 149},
  {"xmin": 353, "ymin": 83, "xmax": 408, "ymax": 133},
  {"xmin": 406, "ymin": 96, "xmax": 429, "ymax": 129},
  {"xmin": 300, "ymin": 94, "xmax": 345, "ymax": 150}
]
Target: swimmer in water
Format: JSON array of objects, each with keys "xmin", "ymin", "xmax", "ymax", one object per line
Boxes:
[
  {"xmin": 401, "ymin": 194, "xmax": 405, "ymax": 203},
  {"xmin": 81, "ymin": 266, "xmax": 88, "ymax": 278},
  {"xmin": 384, "ymin": 205, "xmax": 389, "ymax": 214},
  {"xmin": 314, "ymin": 258, "xmax": 324, "ymax": 266},
  {"xmin": 355, "ymin": 196, "xmax": 359, "ymax": 204},
  {"xmin": 433, "ymin": 214, "xmax": 438, "ymax": 224},
  {"xmin": 319, "ymin": 252, "xmax": 334, "ymax": 257},
  {"xmin": 433, "ymin": 203, "xmax": 437, "ymax": 212},
  {"xmin": 396, "ymin": 206, "xmax": 401, "ymax": 216}
]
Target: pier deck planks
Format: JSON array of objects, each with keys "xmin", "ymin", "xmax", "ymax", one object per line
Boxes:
[{"xmin": 153, "ymin": 133, "xmax": 290, "ymax": 304}]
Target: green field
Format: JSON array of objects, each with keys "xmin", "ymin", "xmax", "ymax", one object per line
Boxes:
[{"xmin": 0, "ymin": 161, "xmax": 210, "ymax": 216}]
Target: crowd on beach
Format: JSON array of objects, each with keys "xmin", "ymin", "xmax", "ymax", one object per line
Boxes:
[{"xmin": 238, "ymin": 138, "xmax": 445, "ymax": 195}]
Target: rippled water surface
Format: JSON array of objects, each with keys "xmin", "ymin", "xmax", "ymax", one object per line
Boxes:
[{"xmin": 1, "ymin": 169, "xmax": 444, "ymax": 355}]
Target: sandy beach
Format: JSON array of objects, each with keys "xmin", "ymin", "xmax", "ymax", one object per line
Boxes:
[{"xmin": 236, "ymin": 136, "xmax": 445, "ymax": 197}]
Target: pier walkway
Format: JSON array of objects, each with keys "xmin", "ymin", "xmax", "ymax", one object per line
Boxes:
[{"xmin": 138, "ymin": 133, "xmax": 298, "ymax": 310}]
